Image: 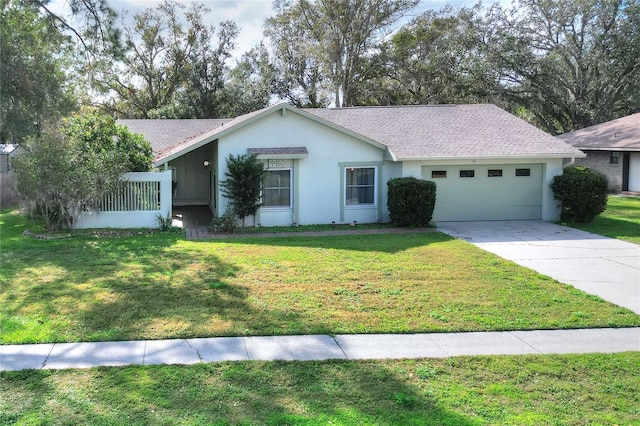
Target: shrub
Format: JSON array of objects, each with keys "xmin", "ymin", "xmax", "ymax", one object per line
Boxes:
[
  {"xmin": 209, "ymin": 207, "xmax": 238, "ymax": 234},
  {"xmin": 387, "ymin": 177, "xmax": 436, "ymax": 226},
  {"xmin": 219, "ymin": 154, "xmax": 264, "ymax": 227},
  {"xmin": 550, "ymin": 165, "xmax": 608, "ymax": 223},
  {"xmin": 12, "ymin": 111, "xmax": 153, "ymax": 230},
  {"xmin": 155, "ymin": 213, "xmax": 174, "ymax": 232}
]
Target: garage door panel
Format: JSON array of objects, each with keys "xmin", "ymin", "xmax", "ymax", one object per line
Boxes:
[{"xmin": 422, "ymin": 164, "xmax": 542, "ymax": 221}]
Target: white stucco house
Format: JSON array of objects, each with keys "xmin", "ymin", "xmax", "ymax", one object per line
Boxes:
[
  {"xmin": 119, "ymin": 103, "xmax": 584, "ymax": 227},
  {"xmin": 557, "ymin": 113, "xmax": 640, "ymax": 193}
]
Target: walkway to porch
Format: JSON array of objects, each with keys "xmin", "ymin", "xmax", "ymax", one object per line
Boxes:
[{"xmin": 172, "ymin": 205, "xmax": 213, "ymax": 230}]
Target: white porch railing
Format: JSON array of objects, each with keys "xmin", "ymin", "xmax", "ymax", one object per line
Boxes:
[{"xmin": 75, "ymin": 171, "xmax": 172, "ymax": 229}]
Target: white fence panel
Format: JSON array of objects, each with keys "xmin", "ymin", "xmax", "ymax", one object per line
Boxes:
[{"xmin": 75, "ymin": 171, "xmax": 172, "ymax": 229}]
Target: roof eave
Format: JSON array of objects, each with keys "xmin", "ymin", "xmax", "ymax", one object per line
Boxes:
[
  {"xmin": 573, "ymin": 146, "xmax": 640, "ymax": 152},
  {"xmin": 394, "ymin": 152, "xmax": 587, "ymax": 162}
]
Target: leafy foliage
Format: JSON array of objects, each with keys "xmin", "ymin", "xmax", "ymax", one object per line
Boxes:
[
  {"xmin": 105, "ymin": 0, "xmax": 267, "ymax": 119},
  {"xmin": 0, "ymin": 0, "xmax": 76, "ymax": 143},
  {"xmin": 387, "ymin": 177, "xmax": 436, "ymax": 226},
  {"xmin": 550, "ymin": 165, "xmax": 608, "ymax": 223},
  {"xmin": 208, "ymin": 206, "xmax": 238, "ymax": 234},
  {"xmin": 62, "ymin": 111, "xmax": 153, "ymax": 172},
  {"xmin": 11, "ymin": 111, "xmax": 153, "ymax": 230},
  {"xmin": 482, "ymin": 0, "xmax": 640, "ymax": 133},
  {"xmin": 362, "ymin": 5, "xmax": 498, "ymax": 106},
  {"xmin": 219, "ymin": 154, "xmax": 265, "ymax": 227},
  {"xmin": 265, "ymin": 0, "xmax": 419, "ymax": 107}
]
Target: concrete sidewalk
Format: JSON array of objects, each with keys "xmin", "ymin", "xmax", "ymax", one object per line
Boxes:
[{"xmin": 1, "ymin": 328, "xmax": 638, "ymax": 371}]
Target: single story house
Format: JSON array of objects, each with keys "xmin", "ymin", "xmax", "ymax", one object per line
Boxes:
[
  {"xmin": 119, "ymin": 103, "xmax": 584, "ymax": 226},
  {"xmin": 557, "ymin": 113, "xmax": 640, "ymax": 193}
]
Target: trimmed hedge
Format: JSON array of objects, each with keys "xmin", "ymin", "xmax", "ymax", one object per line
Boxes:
[
  {"xmin": 550, "ymin": 165, "xmax": 608, "ymax": 223},
  {"xmin": 387, "ymin": 177, "xmax": 436, "ymax": 226}
]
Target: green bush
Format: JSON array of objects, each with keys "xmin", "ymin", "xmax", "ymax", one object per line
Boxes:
[
  {"xmin": 387, "ymin": 177, "xmax": 436, "ymax": 226},
  {"xmin": 550, "ymin": 165, "xmax": 608, "ymax": 223},
  {"xmin": 209, "ymin": 207, "xmax": 238, "ymax": 234},
  {"xmin": 220, "ymin": 154, "xmax": 264, "ymax": 227}
]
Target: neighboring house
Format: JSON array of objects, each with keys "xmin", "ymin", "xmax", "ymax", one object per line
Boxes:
[
  {"xmin": 557, "ymin": 113, "xmax": 640, "ymax": 193},
  {"xmin": 0, "ymin": 144, "xmax": 20, "ymax": 173},
  {"xmin": 120, "ymin": 103, "xmax": 584, "ymax": 226}
]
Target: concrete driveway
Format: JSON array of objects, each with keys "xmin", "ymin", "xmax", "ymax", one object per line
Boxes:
[{"xmin": 437, "ymin": 221, "xmax": 640, "ymax": 314}]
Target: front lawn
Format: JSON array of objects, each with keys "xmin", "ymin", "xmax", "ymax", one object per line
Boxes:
[
  {"xmin": 1, "ymin": 353, "xmax": 638, "ymax": 425},
  {"xmin": 567, "ymin": 195, "xmax": 640, "ymax": 245},
  {"xmin": 1, "ymin": 209, "xmax": 638, "ymax": 344}
]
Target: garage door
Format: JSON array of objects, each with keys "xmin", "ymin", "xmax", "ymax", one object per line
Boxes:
[
  {"xmin": 629, "ymin": 153, "xmax": 640, "ymax": 192},
  {"xmin": 421, "ymin": 164, "xmax": 543, "ymax": 221}
]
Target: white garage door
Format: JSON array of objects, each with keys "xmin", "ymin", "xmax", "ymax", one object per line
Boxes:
[
  {"xmin": 421, "ymin": 164, "xmax": 543, "ymax": 221},
  {"xmin": 629, "ymin": 153, "xmax": 640, "ymax": 192}
]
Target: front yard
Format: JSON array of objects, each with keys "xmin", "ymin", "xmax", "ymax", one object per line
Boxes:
[
  {"xmin": 1, "ymin": 208, "xmax": 638, "ymax": 344},
  {"xmin": 2, "ymin": 353, "xmax": 638, "ymax": 425},
  {"xmin": 566, "ymin": 195, "xmax": 640, "ymax": 245}
]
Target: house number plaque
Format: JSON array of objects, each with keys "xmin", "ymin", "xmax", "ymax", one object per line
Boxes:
[{"xmin": 268, "ymin": 159, "xmax": 287, "ymax": 168}]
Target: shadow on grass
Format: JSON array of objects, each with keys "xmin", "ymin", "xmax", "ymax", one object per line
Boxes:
[
  {"xmin": 195, "ymin": 231, "xmax": 454, "ymax": 254},
  {"xmin": 1, "ymin": 224, "xmax": 322, "ymax": 342},
  {"xmin": 0, "ymin": 360, "xmax": 479, "ymax": 425}
]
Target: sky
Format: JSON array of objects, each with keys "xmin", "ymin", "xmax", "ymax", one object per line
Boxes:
[{"xmin": 49, "ymin": 0, "xmax": 496, "ymax": 61}]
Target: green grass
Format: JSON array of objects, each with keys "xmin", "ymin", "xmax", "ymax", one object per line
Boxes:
[
  {"xmin": 566, "ymin": 195, "xmax": 640, "ymax": 245},
  {"xmin": 1, "ymin": 353, "xmax": 639, "ymax": 425},
  {"xmin": 1, "ymin": 208, "xmax": 638, "ymax": 344}
]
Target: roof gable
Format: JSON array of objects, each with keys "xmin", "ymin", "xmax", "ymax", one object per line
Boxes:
[
  {"xmin": 141, "ymin": 103, "xmax": 386, "ymax": 165},
  {"xmin": 557, "ymin": 113, "xmax": 640, "ymax": 151}
]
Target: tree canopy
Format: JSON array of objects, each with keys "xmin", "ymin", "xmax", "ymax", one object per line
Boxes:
[
  {"xmin": 0, "ymin": 0, "xmax": 76, "ymax": 143},
  {"xmin": 3, "ymin": 0, "xmax": 638, "ymax": 138}
]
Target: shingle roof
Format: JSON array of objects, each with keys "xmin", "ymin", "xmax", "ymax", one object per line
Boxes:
[
  {"xmin": 119, "ymin": 103, "xmax": 584, "ymax": 164},
  {"xmin": 118, "ymin": 119, "xmax": 231, "ymax": 156},
  {"xmin": 247, "ymin": 147, "xmax": 309, "ymax": 156},
  {"xmin": 306, "ymin": 104, "xmax": 583, "ymax": 160},
  {"xmin": 556, "ymin": 113, "xmax": 640, "ymax": 151}
]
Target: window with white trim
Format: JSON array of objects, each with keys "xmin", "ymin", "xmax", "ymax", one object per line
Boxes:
[
  {"xmin": 345, "ymin": 167, "xmax": 375, "ymax": 205},
  {"xmin": 262, "ymin": 169, "xmax": 291, "ymax": 207}
]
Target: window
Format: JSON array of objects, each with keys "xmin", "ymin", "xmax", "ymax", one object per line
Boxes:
[
  {"xmin": 515, "ymin": 168, "xmax": 531, "ymax": 176},
  {"xmin": 431, "ymin": 170, "xmax": 447, "ymax": 178},
  {"xmin": 459, "ymin": 170, "xmax": 475, "ymax": 178},
  {"xmin": 488, "ymin": 169, "xmax": 503, "ymax": 177},
  {"xmin": 262, "ymin": 170, "xmax": 291, "ymax": 207},
  {"xmin": 346, "ymin": 167, "xmax": 375, "ymax": 205},
  {"xmin": 610, "ymin": 152, "xmax": 620, "ymax": 165}
]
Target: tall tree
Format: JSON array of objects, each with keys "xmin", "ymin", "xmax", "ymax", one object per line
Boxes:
[
  {"xmin": 483, "ymin": 0, "xmax": 640, "ymax": 133},
  {"xmin": 0, "ymin": 0, "xmax": 76, "ymax": 143},
  {"xmin": 360, "ymin": 6, "xmax": 499, "ymax": 106},
  {"xmin": 181, "ymin": 16, "xmax": 238, "ymax": 118},
  {"xmin": 265, "ymin": 1, "xmax": 328, "ymax": 107},
  {"xmin": 266, "ymin": 0, "xmax": 418, "ymax": 107},
  {"xmin": 28, "ymin": 0, "xmax": 124, "ymax": 106},
  {"xmin": 108, "ymin": 0, "xmax": 238, "ymax": 118},
  {"xmin": 222, "ymin": 44, "xmax": 278, "ymax": 117}
]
